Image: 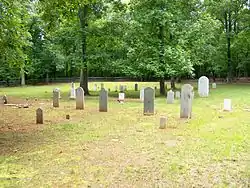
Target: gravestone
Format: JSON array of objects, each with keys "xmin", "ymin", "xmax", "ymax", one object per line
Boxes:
[
  {"xmin": 167, "ymin": 90, "xmax": 175, "ymax": 104},
  {"xmin": 223, "ymin": 99, "xmax": 232, "ymax": 111},
  {"xmin": 159, "ymin": 117, "xmax": 167, "ymax": 129},
  {"xmin": 198, "ymin": 76, "xmax": 209, "ymax": 97},
  {"xmin": 140, "ymin": 88, "xmax": 145, "ymax": 102},
  {"xmin": 36, "ymin": 108, "xmax": 43, "ymax": 124},
  {"xmin": 118, "ymin": 93, "xmax": 125, "ymax": 103},
  {"xmin": 53, "ymin": 88, "xmax": 61, "ymax": 99},
  {"xmin": 175, "ymin": 91, "xmax": 181, "ymax": 99},
  {"xmin": 76, "ymin": 87, "xmax": 84, "ymax": 110},
  {"xmin": 3, "ymin": 95, "xmax": 7, "ymax": 104},
  {"xmin": 135, "ymin": 83, "xmax": 138, "ymax": 91},
  {"xmin": 53, "ymin": 90, "xmax": 60, "ymax": 107},
  {"xmin": 119, "ymin": 85, "xmax": 124, "ymax": 92},
  {"xmin": 212, "ymin": 83, "xmax": 217, "ymax": 89},
  {"xmin": 180, "ymin": 84, "xmax": 193, "ymax": 118},
  {"xmin": 144, "ymin": 87, "xmax": 155, "ymax": 115},
  {"xmin": 101, "ymin": 83, "xmax": 104, "ymax": 89},
  {"xmin": 93, "ymin": 84, "xmax": 97, "ymax": 91},
  {"xmin": 99, "ymin": 88, "xmax": 108, "ymax": 112},
  {"xmin": 70, "ymin": 82, "xmax": 76, "ymax": 99}
]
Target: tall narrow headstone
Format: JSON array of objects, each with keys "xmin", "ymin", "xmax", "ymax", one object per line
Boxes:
[
  {"xmin": 53, "ymin": 88, "xmax": 61, "ymax": 99},
  {"xmin": 140, "ymin": 87, "xmax": 145, "ymax": 102},
  {"xmin": 93, "ymin": 84, "xmax": 97, "ymax": 91},
  {"xmin": 36, "ymin": 108, "xmax": 43, "ymax": 124},
  {"xmin": 53, "ymin": 90, "xmax": 59, "ymax": 107},
  {"xmin": 175, "ymin": 91, "xmax": 181, "ymax": 99},
  {"xmin": 212, "ymin": 83, "xmax": 217, "ymax": 89},
  {"xmin": 144, "ymin": 87, "xmax": 155, "ymax": 115},
  {"xmin": 198, "ymin": 76, "xmax": 209, "ymax": 97},
  {"xmin": 167, "ymin": 90, "xmax": 175, "ymax": 104},
  {"xmin": 135, "ymin": 83, "xmax": 138, "ymax": 91},
  {"xmin": 76, "ymin": 87, "xmax": 84, "ymax": 110},
  {"xmin": 70, "ymin": 82, "xmax": 76, "ymax": 99},
  {"xmin": 180, "ymin": 84, "xmax": 193, "ymax": 118},
  {"xmin": 99, "ymin": 88, "xmax": 108, "ymax": 112}
]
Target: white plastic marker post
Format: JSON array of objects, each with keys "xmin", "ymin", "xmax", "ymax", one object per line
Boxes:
[{"xmin": 223, "ymin": 99, "xmax": 232, "ymax": 111}]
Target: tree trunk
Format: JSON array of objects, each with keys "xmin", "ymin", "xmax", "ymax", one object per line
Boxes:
[
  {"xmin": 159, "ymin": 79, "xmax": 165, "ymax": 95},
  {"xmin": 78, "ymin": 5, "xmax": 90, "ymax": 95},
  {"xmin": 226, "ymin": 9, "xmax": 233, "ymax": 82},
  {"xmin": 158, "ymin": 24, "xmax": 166, "ymax": 95},
  {"xmin": 170, "ymin": 77, "xmax": 176, "ymax": 89},
  {"xmin": 20, "ymin": 68, "xmax": 25, "ymax": 86},
  {"xmin": 46, "ymin": 72, "xmax": 49, "ymax": 84}
]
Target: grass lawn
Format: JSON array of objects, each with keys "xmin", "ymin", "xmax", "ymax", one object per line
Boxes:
[{"xmin": 0, "ymin": 82, "xmax": 250, "ymax": 187}]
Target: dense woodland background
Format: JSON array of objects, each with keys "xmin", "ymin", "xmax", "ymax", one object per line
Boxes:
[{"xmin": 0, "ymin": 0, "xmax": 249, "ymax": 94}]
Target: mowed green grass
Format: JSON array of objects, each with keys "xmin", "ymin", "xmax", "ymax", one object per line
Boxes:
[{"xmin": 0, "ymin": 82, "xmax": 250, "ymax": 187}]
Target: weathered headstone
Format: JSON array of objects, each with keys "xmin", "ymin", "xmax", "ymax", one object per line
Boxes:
[
  {"xmin": 76, "ymin": 87, "xmax": 84, "ymax": 110},
  {"xmin": 3, "ymin": 95, "xmax": 7, "ymax": 104},
  {"xmin": 167, "ymin": 90, "xmax": 175, "ymax": 104},
  {"xmin": 53, "ymin": 90, "xmax": 60, "ymax": 107},
  {"xmin": 175, "ymin": 91, "xmax": 181, "ymax": 99},
  {"xmin": 144, "ymin": 87, "xmax": 155, "ymax": 115},
  {"xmin": 135, "ymin": 83, "xmax": 138, "ymax": 91},
  {"xmin": 53, "ymin": 88, "xmax": 61, "ymax": 99},
  {"xmin": 70, "ymin": 82, "xmax": 76, "ymax": 99},
  {"xmin": 119, "ymin": 85, "xmax": 124, "ymax": 92},
  {"xmin": 212, "ymin": 83, "xmax": 217, "ymax": 89},
  {"xmin": 180, "ymin": 84, "xmax": 193, "ymax": 118},
  {"xmin": 101, "ymin": 83, "xmax": 104, "ymax": 89},
  {"xmin": 36, "ymin": 108, "xmax": 43, "ymax": 124},
  {"xmin": 118, "ymin": 93, "xmax": 125, "ymax": 103},
  {"xmin": 159, "ymin": 117, "xmax": 167, "ymax": 129},
  {"xmin": 198, "ymin": 76, "xmax": 209, "ymax": 97},
  {"xmin": 93, "ymin": 84, "xmax": 97, "ymax": 91},
  {"xmin": 99, "ymin": 88, "xmax": 108, "ymax": 112},
  {"xmin": 140, "ymin": 87, "xmax": 145, "ymax": 102},
  {"xmin": 223, "ymin": 99, "xmax": 232, "ymax": 111}
]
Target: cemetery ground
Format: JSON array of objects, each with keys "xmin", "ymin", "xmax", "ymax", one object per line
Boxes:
[{"xmin": 0, "ymin": 82, "xmax": 250, "ymax": 187}]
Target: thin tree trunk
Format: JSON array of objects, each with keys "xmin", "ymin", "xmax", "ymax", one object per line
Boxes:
[
  {"xmin": 170, "ymin": 77, "xmax": 176, "ymax": 89},
  {"xmin": 160, "ymin": 79, "xmax": 165, "ymax": 95},
  {"xmin": 226, "ymin": 8, "xmax": 233, "ymax": 82},
  {"xmin": 78, "ymin": 5, "xmax": 90, "ymax": 95},
  {"xmin": 159, "ymin": 24, "xmax": 165, "ymax": 95},
  {"xmin": 46, "ymin": 72, "xmax": 49, "ymax": 84},
  {"xmin": 21, "ymin": 68, "xmax": 25, "ymax": 86}
]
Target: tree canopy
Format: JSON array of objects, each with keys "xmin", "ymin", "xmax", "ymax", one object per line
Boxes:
[{"xmin": 0, "ymin": 0, "xmax": 249, "ymax": 93}]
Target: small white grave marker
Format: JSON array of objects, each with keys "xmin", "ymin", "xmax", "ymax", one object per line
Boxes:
[
  {"xmin": 223, "ymin": 99, "xmax": 232, "ymax": 111},
  {"xmin": 140, "ymin": 88, "xmax": 144, "ymax": 102},
  {"xmin": 212, "ymin": 83, "xmax": 217, "ymax": 89},
  {"xmin": 118, "ymin": 93, "xmax": 125, "ymax": 103}
]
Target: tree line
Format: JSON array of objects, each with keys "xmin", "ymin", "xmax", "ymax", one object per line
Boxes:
[{"xmin": 0, "ymin": 0, "xmax": 249, "ymax": 94}]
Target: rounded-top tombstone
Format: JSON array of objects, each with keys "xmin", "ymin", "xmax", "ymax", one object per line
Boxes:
[
  {"xmin": 76, "ymin": 87, "xmax": 84, "ymax": 110},
  {"xmin": 143, "ymin": 87, "xmax": 155, "ymax": 115},
  {"xmin": 70, "ymin": 82, "xmax": 76, "ymax": 99},
  {"xmin": 99, "ymin": 88, "xmax": 108, "ymax": 112},
  {"xmin": 180, "ymin": 84, "xmax": 193, "ymax": 119},
  {"xmin": 198, "ymin": 76, "xmax": 209, "ymax": 97},
  {"xmin": 167, "ymin": 90, "xmax": 175, "ymax": 104}
]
